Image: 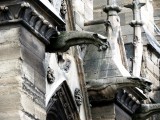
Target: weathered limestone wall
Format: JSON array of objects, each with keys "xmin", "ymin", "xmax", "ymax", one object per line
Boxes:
[
  {"xmin": 73, "ymin": 0, "xmax": 93, "ymax": 31},
  {"xmin": 0, "ymin": 25, "xmax": 46, "ymax": 120},
  {"xmin": 153, "ymin": 0, "xmax": 160, "ymax": 43},
  {"xmin": 143, "ymin": 47, "xmax": 159, "ymax": 101},
  {"xmin": 91, "ymin": 104, "xmax": 115, "ymax": 120}
]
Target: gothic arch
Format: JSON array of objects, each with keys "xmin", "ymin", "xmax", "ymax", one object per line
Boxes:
[{"xmin": 46, "ymin": 81, "xmax": 80, "ymax": 120}]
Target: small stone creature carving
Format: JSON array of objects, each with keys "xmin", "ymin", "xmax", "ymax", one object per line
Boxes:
[
  {"xmin": 86, "ymin": 76, "xmax": 152, "ymax": 102},
  {"xmin": 47, "ymin": 67, "xmax": 55, "ymax": 84},
  {"xmin": 74, "ymin": 88, "xmax": 83, "ymax": 109},
  {"xmin": 48, "ymin": 31, "xmax": 109, "ymax": 52}
]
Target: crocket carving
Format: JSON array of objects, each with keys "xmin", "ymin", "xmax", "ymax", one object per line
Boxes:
[{"xmin": 86, "ymin": 76, "xmax": 152, "ymax": 102}]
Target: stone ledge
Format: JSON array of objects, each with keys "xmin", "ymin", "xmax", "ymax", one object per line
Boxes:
[{"xmin": 0, "ymin": 2, "xmax": 62, "ymax": 45}]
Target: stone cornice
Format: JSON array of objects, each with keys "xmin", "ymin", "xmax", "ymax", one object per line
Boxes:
[{"xmin": 0, "ymin": 1, "xmax": 65, "ymax": 45}]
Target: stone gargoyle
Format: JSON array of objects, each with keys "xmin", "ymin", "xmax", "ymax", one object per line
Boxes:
[
  {"xmin": 133, "ymin": 104, "xmax": 160, "ymax": 120},
  {"xmin": 86, "ymin": 76, "xmax": 152, "ymax": 102},
  {"xmin": 47, "ymin": 31, "xmax": 109, "ymax": 52}
]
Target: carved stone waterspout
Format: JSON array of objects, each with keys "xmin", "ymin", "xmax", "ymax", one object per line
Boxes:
[
  {"xmin": 47, "ymin": 31, "xmax": 109, "ymax": 52},
  {"xmin": 133, "ymin": 104, "xmax": 160, "ymax": 120},
  {"xmin": 86, "ymin": 76, "xmax": 152, "ymax": 102}
]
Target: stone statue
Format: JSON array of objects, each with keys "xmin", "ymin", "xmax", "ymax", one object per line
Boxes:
[
  {"xmin": 47, "ymin": 31, "xmax": 109, "ymax": 52},
  {"xmin": 133, "ymin": 104, "xmax": 160, "ymax": 120},
  {"xmin": 86, "ymin": 76, "xmax": 152, "ymax": 102}
]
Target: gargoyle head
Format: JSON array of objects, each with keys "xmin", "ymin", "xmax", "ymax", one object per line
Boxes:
[{"xmin": 128, "ymin": 77, "xmax": 152, "ymax": 93}]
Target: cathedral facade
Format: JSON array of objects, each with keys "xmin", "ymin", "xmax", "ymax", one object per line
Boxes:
[{"xmin": 0, "ymin": 0, "xmax": 160, "ymax": 120}]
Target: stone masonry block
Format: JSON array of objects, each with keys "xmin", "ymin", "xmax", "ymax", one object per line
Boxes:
[
  {"xmin": 151, "ymin": 52, "xmax": 159, "ymax": 66},
  {"xmin": 83, "ymin": 0, "xmax": 93, "ymax": 10},
  {"xmin": 0, "ymin": 43, "xmax": 21, "ymax": 61},
  {"xmin": 84, "ymin": 3, "xmax": 93, "ymax": 21},
  {"xmin": 84, "ymin": 60, "xmax": 99, "ymax": 73},
  {"xmin": 22, "ymin": 62, "xmax": 34, "ymax": 84},
  {"xmin": 84, "ymin": 45, "xmax": 103, "ymax": 60},
  {"xmin": 93, "ymin": 9, "xmax": 106, "ymax": 20},
  {"xmin": 73, "ymin": 0, "xmax": 84, "ymax": 15},
  {"xmin": 0, "ymin": 93, "xmax": 21, "ymax": 112},
  {"xmin": 34, "ymin": 70, "xmax": 46, "ymax": 93},
  {"xmin": 0, "ymin": 111, "xmax": 21, "ymax": 120},
  {"xmin": 153, "ymin": 0, "xmax": 160, "ymax": 8},
  {"xmin": 84, "ymin": 24, "xmax": 106, "ymax": 36},
  {"xmin": 34, "ymin": 103, "xmax": 46, "ymax": 120},
  {"xmin": 0, "ymin": 76, "xmax": 21, "ymax": 86},
  {"xmin": 75, "ymin": 24, "xmax": 82, "ymax": 31},
  {"xmin": 0, "ymin": 27, "xmax": 20, "ymax": 44},
  {"xmin": 21, "ymin": 93, "xmax": 35, "ymax": 116},
  {"xmin": 119, "ymin": 13, "xmax": 126, "ymax": 26},
  {"xmin": 20, "ymin": 27, "xmax": 45, "ymax": 60},
  {"xmin": 0, "ymin": 85, "xmax": 21, "ymax": 96},
  {"xmin": 146, "ymin": 58, "xmax": 154, "ymax": 72},
  {"xmin": 85, "ymin": 71, "xmax": 98, "ymax": 80},
  {"xmin": 74, "ymin": 11, "xmax": 84, "ymax": 29},
  {"xmin": 146, "ymin": 70, "xmax": 159, "ymax": 86},
  {"xmin": 93, "ymin": 0, "xmax": 106, "ymax": 9},
  {"xmin": 153, "ymin": 65, "xmax": 159, "ymax": 77},
  {"xmin": 0, "ymin": 59, "xmax": 21, "ymax": 78},
  {"xmin": 123, "ymin": 34, "xmax": 134, "ymax": 43},
  {"xmin": 91, "ymin": 104, "xmax": 115, "ymax": 120},
  {"xmin": 124, "ymin": 12, "xmax": 133, "ymax": 25},
  {"xmin": 121, "ymin": 25, "xmax": 133, "ymax": 35},
  {"xmin": 21, "ymin": 45, "xmax": 45, "ymax": 77},
  {"xmin": 154, "ymin": 8, "xmax": 160, "ymax": 17}
]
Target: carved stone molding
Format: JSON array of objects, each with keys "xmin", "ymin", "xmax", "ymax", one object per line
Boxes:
[
  {"xmin": 0, "ymin": 2, "xmax": 62, "ymax": 45},
  {"xmin": 103, "ymin": 5, "xmax": 122, "ymax": 14},
  {"xmin": 129, "ymin": 20, "xmax": 143, "ymax": 27},
  {"xmin": 47, "ymin": 67, "xmax": 55, "ymax": 84}
]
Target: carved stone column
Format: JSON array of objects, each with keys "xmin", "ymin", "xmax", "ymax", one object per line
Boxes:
[
  {"xmin": 124, "ymin": 0, "xmax": 145, "ymax": 77},
  {"xmin": 0, "ymin": 0, "xmax": 64, "ymax": 119},
  {"xmin": 103, "ymin": 0, "xmax": 129, "ymax": 76}
]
